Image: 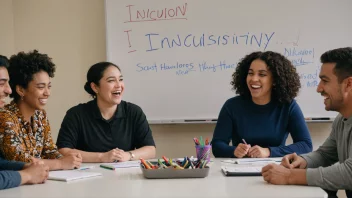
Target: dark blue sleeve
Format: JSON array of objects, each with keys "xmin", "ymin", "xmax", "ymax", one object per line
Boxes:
[
  {"xmin": 211, "ymin": 101, "xmax": 236, "ymax": 158},
  {"xmin": 0, "ymin": 171, "xmax": 22, "ymax": 190},
  {"xmin": 269, "ymin": 101, "xmax": 313, "ymax": 157},
  {"xmin": 0, "ymin": 157, "xmax": 23, "ymax": 190},
  {"xmin": 0, "ymin": 157, "xmax": 25, "ymax": 171}
]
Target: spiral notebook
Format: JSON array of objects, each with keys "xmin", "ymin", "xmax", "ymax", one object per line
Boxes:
[{"xmin": 48, "ymin": 170, "xmax": 102, "ymax": 182}]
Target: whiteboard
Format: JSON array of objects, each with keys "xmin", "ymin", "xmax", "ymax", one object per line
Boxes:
[{"xmin": 105, "ymin": 0, "xmax": 351, "ymax": 123}]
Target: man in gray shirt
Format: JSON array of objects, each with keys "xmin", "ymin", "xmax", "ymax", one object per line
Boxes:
[{"xmin": 261, "ymin": 47, "xmax": 352, "ymax": 198}]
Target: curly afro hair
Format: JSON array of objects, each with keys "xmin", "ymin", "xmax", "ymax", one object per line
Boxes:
[
  {"xmin": 8, "ymin": 50, "xmax": 56, "ymax": 101},
  {"xmin": 231, "ymin": 51, "xmax": 301, "ymax": 104}
]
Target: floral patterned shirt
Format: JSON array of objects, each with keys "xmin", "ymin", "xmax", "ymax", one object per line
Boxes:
[{"xmin": 0, "ymin": 101, "xmax": 62, "ymax": 162}]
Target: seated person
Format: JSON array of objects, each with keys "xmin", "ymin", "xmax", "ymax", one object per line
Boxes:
[
  {"xmin": 0, "ymin": 50, "xmax": 82, "ymax": 170},
  {"xmin": 56, "ymin": 62, "xmax": 156, "ymax": 162},
  {"xmin": 262, "ymin": 47, "xmax": 352, "ymax": 198},
  {"xmin": 212, "ymin": 51, "xmax": 313, "ymax": 158},
  {"xmin": 0, "ymin": 55, "xmax": 49, "ymax": 190}
]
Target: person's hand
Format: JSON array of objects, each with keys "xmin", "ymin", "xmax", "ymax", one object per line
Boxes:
[
  {"xmin": 101, "ymin": 148, "xmax": 130, "ymax": 162},
  {"xmin": 115, "ymin": 150, "xmax": 131, "ymax": 162},
  {"xmin": 19, "ymin": 162, "xmax": 49, "ymax": 185},
  {"xmin": 234, "ymin": 143, "xmax": 251, "ymax": 158},
  {"xmin": 59, "ymin": 153, "xmax": 82, "ymax": 169},
  {"xmin": 247, "ymin": 145, "xmax": 270, "ymax": 158},
  {"xmin": 261, "ymin": 163, "xmax": 291, "ymax": 185},
  {"xmin": 29, "ymin": 156, "xmax": 44, "ymax": 164},
  {"xmin": 281, "ymin": 153, "xmax": 307, "ymax": 169}
]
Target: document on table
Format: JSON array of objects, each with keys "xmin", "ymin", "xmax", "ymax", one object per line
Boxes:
[
  {"xmin": 48, "ymin": 170, "xmax": 102, "ymax": 182},
  {"xmin": 221, "ymin": 166, "xmax": 263, "ymax": 176},
  {"xmin": 100, "ymin": 161, "xmax": 140, "ymax": 170},
  {"xmin": 221, "ymin": 157, "xmax": 282, "ymax": 165}
]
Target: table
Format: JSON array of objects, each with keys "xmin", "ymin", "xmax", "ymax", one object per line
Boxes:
[{"xmin": 0, "ymin": 159, "xmax": 326, "ymax": 198}]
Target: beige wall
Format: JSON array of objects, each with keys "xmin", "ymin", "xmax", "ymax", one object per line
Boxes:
[{"xmin": 0, "ymin": 0, "xmax": 15, "ymax": 56}]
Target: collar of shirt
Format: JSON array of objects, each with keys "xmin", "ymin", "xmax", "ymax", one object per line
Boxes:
[
  {"xmin": 343, "ymin": 115, "xmax": 352, "ymax": 125},
  {"xmin": 91, "ymin": 99, "xmax": 126, "ymax": 121},
  {"xmin": 6, "ymin": 100, "xmax": 32, "ymax": 126}
]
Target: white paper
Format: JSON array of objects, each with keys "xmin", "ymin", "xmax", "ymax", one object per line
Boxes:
[
  {"xmin": 48, "ymin": 170, "xmax": 102, "ymax": 182},
  {"xmin": 100, "ymin": 161, "xmax": 140, "ymax": 169}
]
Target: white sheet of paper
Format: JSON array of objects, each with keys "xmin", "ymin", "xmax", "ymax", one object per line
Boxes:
[
  {"xmin": 100, "ymin": 161, "xmax": 140, "ymax": 169},
  {"xmin": 48, "ymin": 170, "xmax": 102, "ymax": 182}
]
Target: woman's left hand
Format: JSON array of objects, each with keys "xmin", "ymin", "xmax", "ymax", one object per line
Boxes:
[{"xmin": 247, "ymin": 146, "xmax": 270, "ymax": 158}]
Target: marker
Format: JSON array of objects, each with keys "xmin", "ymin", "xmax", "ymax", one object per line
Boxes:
[
  {"xmin": 242, "ymin": 139, "xmax": 247, "ymax": 145},
  {"xmin": 305, "ymin": 117, "xmax": 331, "ymax": 120},
  {"xmin": 100, "ymin": 164, "xmax": 115, "ymax": 170}
]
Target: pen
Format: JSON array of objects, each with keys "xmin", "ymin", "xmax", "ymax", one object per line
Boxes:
[
  {"xmin": 242, "ymin": 139, "xmax": 247, "ymax": 145},
  {"xmin": 193, "ymin": 138, "xmax": 199, "ymax": 145},
  {"xmin": 77, "ymin": 166, "xmax": 95, "ymax": 171}
]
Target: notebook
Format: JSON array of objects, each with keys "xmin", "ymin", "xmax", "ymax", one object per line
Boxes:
[
  {"xmin": 100, "ymin": 161, "xmax": 140, "ymax": 170},
  {"xmin": 221, "ymin": 157, "xmax": 282, "ymax": 165},
  {"xmin": 48, "ymin": 170, "xmax": 102, "ymax": 182},
  {"xmin": 221, "ymin": 166, "xmax": 263, "ymax": 176}
]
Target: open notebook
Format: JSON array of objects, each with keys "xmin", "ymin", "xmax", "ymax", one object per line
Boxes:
[
  {"xmin": 48, "ymin": 170, "xmax": 102, "ymax": 182},
  {"xmin": 221, "ymin": 166, "xmax": 263, "ymax": 176}
]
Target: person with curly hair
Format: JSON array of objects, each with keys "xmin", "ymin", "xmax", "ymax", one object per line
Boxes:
[
  {"xmin": 212, "ymin": 51, "xmax": 312, "ymax": 158},
  {"xmin": 0, "ymin": 50, "xmax": 82, "ymax": 170},
  {"xmin": 262, "ymin": 47, "xmax": 352, "ymax": 198},
  {"xmin": 56, "ymin": 62, "xmax": 156, "ymax": 162},
  {"xmin": 0, "ymin": 55, "xmax": 49, "ymax": 190}
]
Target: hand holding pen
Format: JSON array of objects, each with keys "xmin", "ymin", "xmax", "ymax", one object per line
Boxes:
[{"xmin": 234, "ymin": 139, "xmax": 251, "ymax": 158}]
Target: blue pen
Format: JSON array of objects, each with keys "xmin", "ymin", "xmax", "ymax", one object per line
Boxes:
[{"xmin": 77, "ymin": 166, "xmax": 95, "ymax": 171}]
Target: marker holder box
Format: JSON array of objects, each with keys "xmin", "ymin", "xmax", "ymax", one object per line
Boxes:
[{"xmin": 140, "ymin": 164, "xmax": 210, "ymax": 179}]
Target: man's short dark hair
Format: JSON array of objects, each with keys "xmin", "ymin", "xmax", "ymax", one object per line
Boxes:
[{"xmin": 320, "ymin": 47, "xmax": 352, "ymax": 83}]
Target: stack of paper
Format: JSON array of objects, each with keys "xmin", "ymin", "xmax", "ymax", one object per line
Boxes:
[
  {"xmin": 221, "ymin": 166, "xmax": 263, "ymax": 176},
  {"xmin": 48, "ymin": 170, "xmax": 102, "ymax": 182},
  {"xmin": 221, "ymin": 157, "xmax": 282, "ymax": 165},
  {"xmin": 100, "ymin": 161, "xmax": 140, "ymax": 170}
]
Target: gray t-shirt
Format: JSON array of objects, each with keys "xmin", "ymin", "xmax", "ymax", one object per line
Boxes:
[{"xmin": 301, "ymin": 114, "xmax": 352, "ymax": 191}]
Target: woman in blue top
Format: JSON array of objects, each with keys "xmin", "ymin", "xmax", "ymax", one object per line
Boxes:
[{"xmin": 212, "ymin": 51, "xmax": 313, "ymax": 158}]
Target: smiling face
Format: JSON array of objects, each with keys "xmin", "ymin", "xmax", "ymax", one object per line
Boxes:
[
  {"xmin": 0, "ymin": 67, "xmax": 12, "ymax": 108},
  {"xmin": 246, "ymin": 59, "xmax": 273, "ymax": 104},
  {"xmin": 317, "ymin": 63, "xmax": 344, "ymax": 111},
  {"xmin": 93, "ymin": 65, "xmax": 124, "ymax": 106},
  {"xmin": 18, "ymin": 70, "xmax": 51, "ymax": 111}
]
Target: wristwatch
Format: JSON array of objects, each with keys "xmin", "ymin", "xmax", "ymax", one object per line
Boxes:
[{"xmin": 128, "ymin": 151, "xmax": 135, "ymax": 160}]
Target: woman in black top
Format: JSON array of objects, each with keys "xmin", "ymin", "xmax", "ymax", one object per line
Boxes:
[{"xmin": 57, "ymin": 62, "xmax": 156, "ymax": 162}]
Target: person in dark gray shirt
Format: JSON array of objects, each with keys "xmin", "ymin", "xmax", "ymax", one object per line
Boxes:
[{"xmin": 261, "ymin": 47, "xmax": 352, "ymax": 197}]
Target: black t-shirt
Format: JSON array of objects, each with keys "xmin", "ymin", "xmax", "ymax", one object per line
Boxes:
[{"xmin": 56, "ymin": 100, "xmax": 155, "ymax": 152}]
